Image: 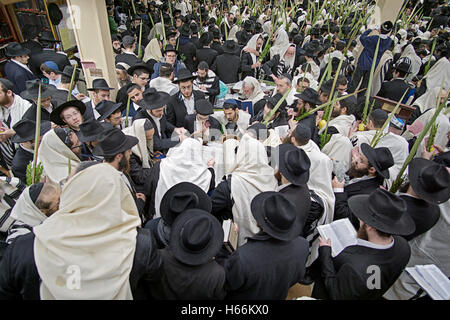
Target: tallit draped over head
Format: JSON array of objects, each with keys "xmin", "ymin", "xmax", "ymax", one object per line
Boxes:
[
  {"xmin": 269, "ymin": 26, "xmax": 289, "ymax": 59},
  {"xmin": 228, "ymin": 25, "xmax": 239, "ymax": 43},
  {"xmin": 242, "ymin": 33, "xmax": 263, "ymax": 65},
  {"xmin": 241, "ymin": 76, "xmax": 265, "ymax": 105},
  {"xmin": 33, "ymin": 163, "xmax": 141, "ymax": 300},
  {"xmin": 122, "ymin": 119, "xmax": 152, "ymax": 169},
  {"xmin": 229, "ymin": 134, "xmax": 278, "ymax": 246},
  {"xmin": 154, "ymin": 138, "xmax": 212, "ymax": 218},
  {"xmin": 279, "ymin": 43, "xmax": 296, "ymax": 70},
  {"xmin": 423, "ymin": 57, "xmax": 450, "ymax": 94},
  {"xmin": 37, "ymin": 129, "xmax": 81, "ymax": 183},
  {"xmin": 143, "ymin": 38, "xmax": 162, "ymax": 63},
  {"xmin": 10, "ymin": 185, "xmax": 47, "ymax": 227},
  {"xmin": 413, "ymin": 86, "xmax": 446, "ymax": 113}
]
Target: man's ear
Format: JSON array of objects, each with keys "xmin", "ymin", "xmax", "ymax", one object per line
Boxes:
[
  {"xmin": 368, "ymin": 166, "xmax": 377, "ymax": 175},
  {"xmin": 115, "ymin": 153, "xmax": 123, "ymax": 162}
]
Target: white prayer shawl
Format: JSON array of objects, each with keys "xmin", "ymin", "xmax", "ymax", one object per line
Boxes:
[
  {"xmin": 400, "ymin": 44, "xmax": 422, "ymax": 82},
  {"xmin": 393, "ymin": 29, "xmax": 408, "ymax": 54},
  {"xmin": 122, "ymin": 119, "xmax": 152, "ymax": 169},
  {"xmin": 321, "ymin": 134, "xmax": 353, "ymax": 173},
  {"xmin": 412, "ymin": 86, "xmax": 444, "ymax": 113},
  {"xmin": 422, "ymin": 57, "xmax": 450, "ymax": 94},
  {"xmin": 242, "ymin": 33, "xmax": 262, "ymax": 65},
  {"xmin": 37, "ymin": 130, "xmax": 81, "ymax": 184},
  {"xmin": 154, "ymin": 138, "xmax": 211, "ymax": 218},
  {"xmin": 143, "ymin": 38, "xmax": 162, "ymax": 63},
  {"xmin": 262, "ymin": 21, "xmax": 271, "ymax": 35},
  {"xmin": 269, "ymin": 27, "xmax": 289, "ymax": 59},
  {"xmin": 320, "ymin": 50, "xmax": 343, "ymax": 70},
  {"xmin": 0, "ymin": 94, "xmax": 32, "ymax": 129},
  {"xmin": 371, "ymin": 49, "xmax": 394, "ymax": 96},
  {"xmin": 228, "ymin": 25, "xmax": 239, "ymax": 43},
  {"xmin": 10, "ymin": 186, "xmax": 47, "ymax": 227},
  {"xmin": 298, "ymin": 140, "xmax": 335, "ymax": 266},
  {"xmin": 384, "ymin": 200, "xmax": 450, "ymax": 300},
  {"xmin": 33, "ymin": 164, "xmax": 141, "ymax": 300},
  {"xmin": 241, "ymin": 76, "xmax": 266, "ymax": 105},
  {"xmin": 293, "ymin": 73, "xmax": 319, "ymax": 91},
  {"xmin": 327, "ymin": 114, "xmax": 356, "ymax": 137},
  {"xmin": 262, "ymin": 129, "xmax": 282, "ymax": 148},
  {"xmin": 212, "ymin": 109, "xmax": 251, "ymax": 137},
  {"xmin": 149, "ymin": 76, "xmax": 179, "ymax": 95},
  {"xmin": 229, "ymin": 134, "xmax": 278, "ymax": 246}
]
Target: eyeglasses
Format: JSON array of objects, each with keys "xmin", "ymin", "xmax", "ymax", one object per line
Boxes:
[
  {"xmin": 138, "ymin": 76, "xmax": 150, "ymax": 82},
  {"xmin": 63, "ymin": 110, "xmax": 81, "ymax": 121}
]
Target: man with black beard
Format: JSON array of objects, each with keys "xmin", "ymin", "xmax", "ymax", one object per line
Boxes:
[{"xmin": 332, "ymin": 143, "xmax": 395, "ymax": 229}]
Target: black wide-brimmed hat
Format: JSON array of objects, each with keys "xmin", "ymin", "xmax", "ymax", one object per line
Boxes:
[
  {"xmin": 222, "ymin": 40, "xmax": 239, "ymax": 54},
  {"xmin": 50, "ymin": 100, "xmax": 86, "ymax": 126},
  {"xmin": 394, "ymin": 61, "xmax": 411, "ymax": 74},
  {"xmin": 172, "ymin": 68, "xmax": 196, "ymax": 83},
  {"xmin": 58, "ymin": 65, "xmax": 86, "ymax": 83},
  {"xmin": 127, "ymin": 63, "xmax": 153, "ymax": 76},
  {"xmin": 409, "ymin": 158, "xmax": 450, "ymax": 204},
  {"xmin": 160, "ymin": 182, "xmax": 212, "ymax": 227},
  {"xmin": 251, "ymin": 192, "xmax": 302, "ymax": 241},
  {"xmin": 348, "ymin": 188, "xmax": 415, "ymax": 235},
  {"xmin": 11, "ymin": 119, "xmax": 51, "ymax": 144},
  {"xmin": 5, "ymin": 42, "xmax": 30, "ymax": 57},
  {"xmin": 162, "ymin": 44, "xmax": 178, "ymax": 55},
  {"xmin": 276, "ymin": 144, "xmax": 310, "ymax": 186},
  {"xmin": 170, "ymin": 209, "xmax": 223, "ymax": 266},
  {"xmin": 78, "ymin": 119, "xmax": 108, "ymax": 143},
  {"xmin": 87, "ymin": 78, "xmax": 114, "ymax": 91},
  {"xmin": 20, "ymin": 79, "xmax": 56, "ymax": 101},
  {"xmin": 381, "ymin": 20, "xmax": 394, "ymax": 33},
  {"xmin": 295, "ymin": 87, "xmax": 321, "ymax": 105},
  {"xmin": 199, "ymin": 32, "xmax": 212, "ymax": 46},
  {"xmin": 360, "ymin": 143, "xmax": 394, "ymax": 179},
  {"xmin": 319, "ymin": 79, "xmax": 337, "ymax": 95},
  {"xmin": 96, "ymin": 100, "xmax": 125, "ymax": 121},
  {"xmin": 304, "ymin": 47, "xmax": 317, "ymax": 58},
  {"xmin": 179, "ymin": 23, "xmax": 191, "ymax": 37},
  {"xmin": 39, "ymin": 30, "xmax": 60, "ymax": 43},
  {"xmin": 92, "ymin": 127, "xmax": 139, "ymax": 156},
  {"xmin": 194, "ymin": 99, "xmax": 214, "ymax": 115},
  {"xmin": 47, "ymin": 3, "xmax": 63, "ymax": 26},
  {"xmin": 140, "ymin": 88, "xmax": 170, "ymax": 110},
  {"xmin": 265, "ymin": 93, "xmax": 287, "ymax": 110}
]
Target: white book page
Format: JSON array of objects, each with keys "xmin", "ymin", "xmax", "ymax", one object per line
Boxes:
[
  {"xmin": 317, "ymin": 218, "xmax": 357, "ymax": 257},
  {"xmin": 222, "ymin": 219, "xmax": 231, "ymax": 242}
]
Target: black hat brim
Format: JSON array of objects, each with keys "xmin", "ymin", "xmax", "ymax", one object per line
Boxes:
[
  {"xmin": 251, "ymin": 192, "xmax": 303, "ymax": 241},
  {"xmin": 97, "ymin": 102, "xmax": 126, "ymax": 121},
  {"xmin": 294, "ymin": 92, "xmax": 321, "ymax": 106},
  {"xmin": 126, "ymin": 64, "xmax": 154, "ymax": 76},
  {"xmin": 92, "ymin": 135, "xmax": 139, "ymax": 157},
  {"xmin": 50, "ymin": 100, "xmax": 86, "ymax": 126},
  {"xmin": 11, "ymin": 121, "xmax": 52, "ymax": 144},
  {"xmin": 361, "ymin": 143, "xmax": 390, "ymax": 179},
  {"xmin": 277, "ymin": 145, "xmax": 310, "ymax": 186},
  {"xmin": 409, "ymin": 158, "xmax": 450, "ymax": 204},
  {"xmin": 172, "ymin": 75, "xmax": 196, "ymax": 84},
  {"xmin": 170, "ymin": 209, "xmax": 223, "ymax": 266},
  {"xmin": 5, "ymin": 47, "xmax": 31, "ymax": 57}
]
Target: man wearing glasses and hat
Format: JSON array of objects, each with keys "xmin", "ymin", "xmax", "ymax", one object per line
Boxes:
[
  {"xmin": 3, "ymin": 42, "xmax": 38, "ymax": 95},
  {"xmin": 86, "ymin": 78, "xmax": 115, "ymax": 120},
  {"xmin": 116, "ymin": 63, "xmax": 152, "ymax": 107},
  {"xmin": 20, "ymin": 80, "xmax": 58, "ymax": 122}
]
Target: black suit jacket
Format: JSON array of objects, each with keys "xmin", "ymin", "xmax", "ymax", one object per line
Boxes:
[
  {"xmin": 11, "ymin": 145, "xmax": 33, "ymax": 184},
  {"xmin": 240, "ymin": 51, "xmax": 260, "ymax": 79},
  {"xmin": 115, "ymin": 52, "xmax": 143, "ymax": 68},
  {"xmin": 211, "ymin": 41, "xmax": 224, "ymax": 55},
  {"xmin": 4, "ymin": 61, "xmax": 38, "ymax": 94},
  {"xmin": 279, "ymin": 184, "xmax": 312, "ymax": 237},
  {"xmin": 29, "ymin": 49, "xmax": 71, "ymax": 76},
  {"xmin": 183, "ymin": 114, "xmax": 222, "ymax": 141},
  {"xmin": 195, "ymin": 47, "xmax": 218, "ymax": 69},
  {"xmin": 211, "ymin": 53, "xmax": 241, "ymax": 84},
  {"xmin": 165, "ymin": 90, "xmax": 206, "ymax": 128},
  {"xmin": 178, "ymin": 39, "xmax": 198, "ymax": 72},
  {"xmin": 311, "ymin": 236, "xmax": 411, "ymax": 300},
  {"xmin": 133, "ymin": 108, "xmax": 180, "ymax": 153},
  {"xmin": 376, "ymin": 78, "xmax": 411, "ymax": 103}
]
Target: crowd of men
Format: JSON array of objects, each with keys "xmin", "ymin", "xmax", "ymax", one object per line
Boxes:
[{"xmin": 0, "ymin": 0, "xmax": 449, "ymax": 301}]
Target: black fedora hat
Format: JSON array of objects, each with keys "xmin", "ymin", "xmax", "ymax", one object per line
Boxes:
[
  {"xmin": 172, "ymin": 68, "xmax": 196, "ymax": 83},
  {"xmin": 50, "ymin": 100, "xmax": 86, "ymax": 126},
  {"xmin": 381, "ymin": 20, "xmax": 394, "ymax": 33},
  {"xmin": 348, "ymin": 188, "xmax": 415, "ymax": 235},
  {"xmin": 223, "ymin": 40, "xmax": 239, "ymax": 54},
  {"xmin": 179, "ymin": 23, "xmax": 191, "ymax": 37},
  {"xmin": 20, "ymin": 79, "xmax": 56, "ymax": 101},
  {"xmin": 11, "ymin": 119, "xmax": 51, "ymax": 144},
  {"xmin": 265, "ymin": 93, "xmax": 287, "ymax": 110},
  {"xmin": 39, "ymin": 30, "xmax": 60, "ymax": 43},
  {"xmin": 160, "ymin": 182, "xmax": 212, "ymax": 227},
  {"xmin": 87, "ymin": 78, "xmax": 114, "ymax": 91},
  {"xmin": 127, "ymin": 63, "xmax": 153, "ymax": 76},
  {"xmin": 162, "ymin": 44, "xmax": 178, "ymax": 55},
  {"xmin": 360, "ymin": 143, "xmax": 394, "ymax": 179},
  {"xmin": 295, "ymin": 87, "xmax": 321, "ymax": 105},
  {"xmin": 194, "ymin": 99, "xmax": 214, "ymax": 115},
  {"xmin": 199, "ymin": 32, "xmax": 212, "ymax": 46},
  {"xmin": 78, "ymin": 119, "xmax": 107, "ymax": 143},
  {"xmin": 92, "ymin": 127, "xmax": 139, "ymax": 157},
  {"xmin": 47, "ymin": 3, "xmax": 63, "ymax": 26},
  {"xmin": 5, "ymin": 42, "xmax": 30, "ymax": 57},
  {"xmin": 276, "ymin": 144, "xmax": 310, "ymax": 186},
  {"xmin": 140, "ymin": 88, "xmax": 170, "ymax": 110},
  {"xmin": 319, "ymin": 79, "xmax": 337, "ymax": 95},
  {"xmin": 96, "ymin": 100, "xmax": 125, "ymax": 121},
  {"xmin": 58, "ymin": 65, "xmax": 86, "ymax": 83},
  {"xmin": 170, "ymin": 209, "xmax": 223, "ymax": 266},
  {"xmin": 394, "ymin": 61, "xmax": 411, "ymax": 74},
  {"xmin": 409, "ymin": 158, "xmax": 450, "ymax": 204},
  {"xmin": 251, "ymin": 191, "xmax": 302, "ymax": 241}
]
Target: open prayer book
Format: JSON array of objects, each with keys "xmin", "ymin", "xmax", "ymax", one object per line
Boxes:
[
  {"xmin": 406, "ymin": 264, "xmax": 450, "ymax": 300},
  {"xmin": 222, "ymin": 219, "xmax": 238, "ymax": 253},
  {"xmin": 317, "ymin": 218, "xmax": 357, "ymax": 257}
]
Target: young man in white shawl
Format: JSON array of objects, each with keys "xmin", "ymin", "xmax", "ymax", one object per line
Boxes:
[{"xmin": 212, "ymin": 99, "xmax": 251, "ymax": 138}]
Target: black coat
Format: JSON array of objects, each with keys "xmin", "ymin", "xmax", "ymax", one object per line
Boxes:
[
  {"xmin": 133, "ymin": 108, "xmax": 180, "ymax": 153},
  {"xmin": 211, "ymin": 53, "xmax": 241, "ymax": 84},
  {"xmin": 278, "ymin": 184, "xmax": 311, "ymax": 237},
  {"xmin": 400, "ymin": 195, "xmax": 441, "ymax": 241},
  {"xmin": 183, "ymin": 114, "xmax": 222, "ymax": 141},
  {"xmin": 376, "ymin": 78, "xmax": 411, "ymax": 103},
  {"xmin": 21, "ymin": 103, "xmax": 51, "ymax": 122},
  {"xmin": 3, "ymin": 61, "xmax": 38, "ymax": 95},
  {"xmin": 211, "ymin": 41, "xmax": 224, "ymax": 56},
  {"xmin": 311, "ymin": 236, "xmax": 411, "ymax": 300},
  {"xmin": 165, "ymin": 91, "xmax": 206, "ymax": 128},
  {"xmin": 21, "ymin": 40, "xmax": 42, "ymax": 56},
  {"xmin": 82, "ymin": 100, "xmax": 96, "ymax": 121},
  {"xmin": 220, "ymin": 232, "xmax": 309, "ymax": 300},
  {"xmin": 48, "ymin": 88, "xmax": 76, "ymax": 109},
  {"xmin": 178, "ymin": 39, "xmax": 197, "ymax": 72},
  {"xmin": 0, "ymin": 229, "xmax": 163, "ymax": 300},
  {"xmin": 195, "ymin": 47, "xmax": 218, "ymax": 68},
  {"xmin": 148, "ymin": 248, "xmax": 226, "ymax": 300},
  {"xmin": 240, "ymin": 51, "xmax": 260, "ymax": 80},
  {"xmin": 29, "ymin": 49, "xmax": 71, "ymax": 77},
  {"xmin": 11, "ymin": 145, "xmax": 33, "ymax": 185},
  {"xmin": 115, "ymin": 52, "xmax": 143, "ymax": 67},
  {"xmin": 262, "ymin": 54, "xmax": 294, "ymax": 79}
]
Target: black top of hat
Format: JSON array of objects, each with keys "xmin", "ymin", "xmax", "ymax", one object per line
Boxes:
[
  {"xmin": 162, "ymin": 44, "xmax": 178, "ymax": 55},
  {"xmin": 50, "ymin": 100, "xmax": 86, "ymax": 126},
  {"xmin": 140, "ymin": 88, "xmax": 170, "ymax": 110},
  {"xmin": 247, "ymin": 123, "xmax": 268, "ymax": 141},
  {"xmin": 394, "ymin": 61, "xmax": 411, "ymax": 74},
  {"xmin": 20, "ymin": 79, "xmax": 56, "ymax": 101},
  {"xmin": 160, "ymin": 182, "xmax": 212, "ymax": 227},
  {"xmin": 266, "ymin": 93, "xmax": 287, "ymax": 110},
  {"xmin": 127, "ymin": 63, "xmax": 153, "ymax": 76},
  {"xmin": 194, "ymin": 99, "xmax": 214, "ymax": 115},
  {"xmin": 223, "ymin": 40, "xmax": 239, "ymax": 53},
  {"xmin": 78, "ymin": 119, "xmax": 107, "ymax": 143},
  {"xmin": 92, "ymin": 127, "xmax": 139, "ymax": 157},
  {"xmin": 172, "ymin": 68, "xmax": 196, "ymax": 83},
  {"xmin": 39, "ymin": 30, "xmax": 60, "ymax": 42},
  {"xmin": 381, "ymin": 21, "xmax": 394, "ymax": 33},
  {"xmin": 5, "ymin": 42, "xmax": 31, "ymax": 58},
  {"xmin": 96, "ymin": 100, "xmax": 125, "ymax": 121},
  {"xmin": 59, "ymin": 65, "xmax": 85, "ymax": 83},
  {"xmin": 87, "ymin": 78, "xmax": 114, "ymax": 91},
  {"xmin": 199, "ymin": 32, "xmax": 212, "ymax": 46},
  {"xmin": 11, "ymin": 119, "xmax": 51, "ymax": 144},
  {"xmin": 276, "ymin": 144, "xmax": 311, "ymax": 186},
  {"xmin": 360, "ymin": 143, "xmax": 394, "ymax": 179},
  {"xmin": 295, "ymin": 87, "xmax": 321, "ymax": 105}
]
